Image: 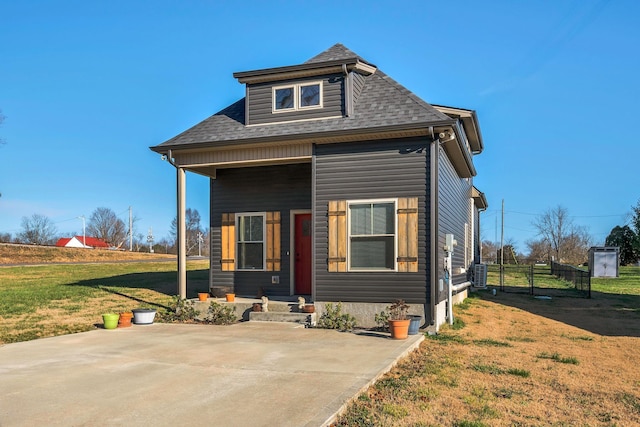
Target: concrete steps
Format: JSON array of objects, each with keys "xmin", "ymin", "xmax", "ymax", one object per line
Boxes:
[
  {"xmin": 193, "ymin": 297, "xmax": 316, "ymax": 325},
  {"xmin": 249, "ymin": 311, "xmax": 317, "ymax": 326}
]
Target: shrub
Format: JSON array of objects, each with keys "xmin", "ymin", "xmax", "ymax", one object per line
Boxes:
[
  {"xmin": 205, "ymin": 301, "xmax": 237, "ymax": 325},
  {"xmin": 317, "ymin": 302, "xmax": 357, "ymax": 331},
  {"xmin": 157, "ymin": 295, "xmax": 198, "ymax": 322}
]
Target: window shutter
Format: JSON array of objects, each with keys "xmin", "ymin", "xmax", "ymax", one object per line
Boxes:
[
  {"xmin": 397, "ymin": 197, "xmax": 418, "ymax": 272},
  {"xmin": 328, "ymin": 200, "xmax": 347, "ymax": 272},
  {"xmin": 266, "ymin": 211, "xmax": 281, "ymax": 271},
  {"xmin": 221, "ymin": 213, "xmax": 235, "ymax": 271}
]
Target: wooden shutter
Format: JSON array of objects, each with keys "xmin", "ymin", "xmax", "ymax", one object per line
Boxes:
[
  {"xmin": 221, "ymin": 213, "xmax": 235, "ymax": 271},
  {"xmin": 266, "ymin": 211, "xmax": 281, "ymax": 271},
  {"xmin": 328, "ymin": 200, "xmax": 347, "ymax": 272},
  {"xmin": 397, "ymin": 197, "xmax": 418, "ymax": 272}
]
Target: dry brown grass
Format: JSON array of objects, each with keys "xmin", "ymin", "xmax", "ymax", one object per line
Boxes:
[
  {"xmin": 0, "ymin": 243, "xmax": 175, "ymax": 264},
  {"xmin": 337, "ymin": 291, "xmax": 640, "ymax": 426}
]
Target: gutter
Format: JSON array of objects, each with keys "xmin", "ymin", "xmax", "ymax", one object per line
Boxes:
[
  {"xmin": 429, "ymin": 128, "xmax": 439, "ymax": 327},
  {"xmin": 149, "ymin": 119, "xmax": 458, "ymax": 154}
]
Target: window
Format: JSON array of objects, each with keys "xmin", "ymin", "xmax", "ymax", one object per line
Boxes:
[
  {"xmin": 348, "ymin": 201, "xmax": 396, "ymax": 271},
  {"xmin": 236, "ymin": 213, "xmax": 265, "ymax": 270},
  {"xmin": 328, "ymin": 198, "xmax": 417, "ymax": 273},
  {"xmin": 273, "ymin": 82, "xmax": 322, "ymax": 112}
]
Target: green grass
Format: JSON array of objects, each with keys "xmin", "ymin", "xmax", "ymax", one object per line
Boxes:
[
  {"xmin": 536, "ymin": 352, "xmax": 580, "ymax": 365},
  {"xmin": 591, "ymin": 266, "xmax": 640, "ymax": 295},
  {"xmin": 0, "ymin": 261, "xmax": 209, "ymax": 343}
]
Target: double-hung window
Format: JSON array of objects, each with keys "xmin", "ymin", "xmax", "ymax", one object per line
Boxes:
[
  {"xmin": 348, "ymin": 200, "xmax": 396, "ymax": 271},
  {"xmin": 236, "ymin": 213, "xmax": 265, "ymax": 270},
  {"xmin": 273, "ymin": 82, "xmax": 322, "ymax": 112}
]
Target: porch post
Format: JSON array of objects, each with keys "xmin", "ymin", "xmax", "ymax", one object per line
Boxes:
[{"xmin": 177, "ymin": 166, "xmax": 187, "ymax": 299}]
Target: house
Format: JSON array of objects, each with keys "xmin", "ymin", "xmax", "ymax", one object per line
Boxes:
[
  {"xmin": 150, "ymin": 44, "xmax": 487, "ymax": 329},
  {"xmin": 55, "ymin": 236, "xmax": 110, "ymax": 249}
]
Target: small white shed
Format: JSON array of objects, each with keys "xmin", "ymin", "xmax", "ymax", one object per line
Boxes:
[{"xmin": 588, "ymin": 246, "xmax": 619, "ymax": 278}]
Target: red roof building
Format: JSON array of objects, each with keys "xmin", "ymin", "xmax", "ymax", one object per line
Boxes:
[{"xmin": 55, "ymin": 236, "xmax": 110, "ymax": 249}]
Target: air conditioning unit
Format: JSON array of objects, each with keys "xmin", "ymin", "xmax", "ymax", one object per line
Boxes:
[{"xmin": 474, "ymin": 264, "xmax": 487, "ymax": 288}]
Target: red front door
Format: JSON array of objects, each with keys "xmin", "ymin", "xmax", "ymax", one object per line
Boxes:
[{"xmin": 294, "ymin": 213, "xmax": 312, "ymax": 295}]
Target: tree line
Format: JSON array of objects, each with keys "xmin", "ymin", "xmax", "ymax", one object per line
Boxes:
[
  {"xmin": 1, "ymin": 207, "xmax": 209, "ymax": 256},
  {"xmin": 483, "ymin": 200, "xmax": 640, "ymax": 266}
]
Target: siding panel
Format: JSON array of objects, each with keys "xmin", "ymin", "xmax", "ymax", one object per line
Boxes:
[
  {"xmin": 315, "ymin": 138, "xmax": 430, "ymax": 305},
  {"xmin": 210, "ymin": 164, "xmax": 312, "ymax": 296},
  {"xmin": 436, "ymin": 145, "xmax": 473, "ymax": 303},
  {"xmin": 247, "ymin": 74, "xmax": 344, "ymax": 125}
]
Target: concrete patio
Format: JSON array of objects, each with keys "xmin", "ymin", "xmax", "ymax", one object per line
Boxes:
[{"xmin": 0, "ymin": 322, "xmax": 423, "ymax": 426}]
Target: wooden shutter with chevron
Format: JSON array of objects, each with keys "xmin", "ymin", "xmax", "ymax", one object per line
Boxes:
[
  {"xmin": 266, "ymin": 211, "xmax": 281, "ymax": 271},
  {"xmin": 221, "ymin": 213, "xmax": 235, "ymax": 271},
  {"xmin": 397, "ymin": 197, "xmax": 419, "ymax": 272},
  {"xmin": 327, "ymin": 200, "xmax": 347, "ymax": 272}
]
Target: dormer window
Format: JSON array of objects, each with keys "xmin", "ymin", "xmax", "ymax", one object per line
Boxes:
[{"xmin": 273, "ymin": 82, "xmax": 322, "ymax": 112}]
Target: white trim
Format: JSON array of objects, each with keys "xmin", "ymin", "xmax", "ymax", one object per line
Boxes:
[
  {"xmin": 289, "ymin": 209, "xmax": 312, "ymax": 295},
  {"xmin": 272, "ymin": 81, "xmax": 323, "ymax": 113},
  {"xmin": 235, "ymin": 212, "xmax": 267, "ymax": 271},
  {"xmin": 346, "ymin": 198, "xmax": 398, "ymax": 272}
]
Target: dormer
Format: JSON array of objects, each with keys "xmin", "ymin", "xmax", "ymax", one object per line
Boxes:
[{"xmin": 233, "ymin": 58, "xmax": 376, "ymax": 126}]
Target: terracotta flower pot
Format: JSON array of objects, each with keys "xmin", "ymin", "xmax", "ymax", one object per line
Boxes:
[
  {"xmin": 198, "ymin": 292, "xmax": 209, "ymax": 302},
  {"xmin": 102, "ymin": 313, "xmax": 119, "ymax": 330},
  {"xmin": 118, "ymin": 312, "xmax": 133, "ymax": 328},
  {"xmin": 302, "ymin": 305, "xmax": 315, "ymax": 313},
  {"xmin": 388, "ymin": 319, "xmax": 411, "ymax": 340},
  {"xmin": 225, "ymin": 293, "xmax": 235, "ymax": 302}
]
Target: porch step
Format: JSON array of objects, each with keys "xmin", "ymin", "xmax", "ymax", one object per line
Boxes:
[{"xmin": 249, "ymin": 311, "xmax": 317, "ymax": 326}]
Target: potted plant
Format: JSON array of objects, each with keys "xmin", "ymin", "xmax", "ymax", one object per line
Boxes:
[
  {"xmin": 132, "ymin": 308, "xmax": 157, "ymax": 325},
  {"xmin": 102, "ymin": 313, "xmax": 119, "ymax": 330},
  {"xmin": 387, "ymin": 299, "xmax": 410, "ymax": 339},
  {"xmin": 118, "ymin": 311, "xmax": 133, "ymax": 328}
]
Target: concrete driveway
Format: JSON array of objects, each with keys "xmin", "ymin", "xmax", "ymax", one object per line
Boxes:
[{"xmin": 0, "ymin": 322, "xmax": 423, "ymax": 426}]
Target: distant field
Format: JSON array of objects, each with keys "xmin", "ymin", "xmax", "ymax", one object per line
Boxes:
[{"xmin": 0, "ymin": 243, "xmax": 175, "ymax": 264}]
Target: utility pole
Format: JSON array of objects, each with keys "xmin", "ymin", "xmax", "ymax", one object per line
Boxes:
[
  {"xmin": 77, "ymin": 216, "xmax": 86, "ymax": 248},
  {"xmin": 147, "ymin": 227, "xmax": 154, "ymax": 253},
  {"xmin": 197, "ymin": 231, "xmax": 203, "ymax": 257},
  {"xmin": 500, "ymin": 199, "xmax": 504, "ymax": 290}
]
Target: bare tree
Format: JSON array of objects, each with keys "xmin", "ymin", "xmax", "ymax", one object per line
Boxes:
[
  {"xmin": 525, "ymin": 239, "xmax": 552, "ymax": 264},
  {"xmin": 481, "ymin": 240, "xmax": 499, "ymax": 264},
  {"xmin": 17, "ymin": 214, "xmax": 58, "ymax": 245},
  {"xmin": 87, "ymin": 207, "xmax": 126, "ymax": 247},
  {"xmin": 170, "ymin": 208, "xmax": 203, "ymax": 256},
  {"xmin": 532, "ymin": 206, "xmax": 591, "ymax": 264}
]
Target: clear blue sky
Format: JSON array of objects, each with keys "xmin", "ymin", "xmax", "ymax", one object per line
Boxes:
[{"xmin": 1, "ymin": 0, "xmax": 638, "ymax": 252}]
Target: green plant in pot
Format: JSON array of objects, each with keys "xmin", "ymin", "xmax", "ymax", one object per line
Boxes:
[{"xmin": 387, "ymin": 299, "xmax": 410, "ymax": 339}]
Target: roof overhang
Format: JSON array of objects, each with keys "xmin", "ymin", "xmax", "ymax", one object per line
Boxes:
[
  {"xmin": 472, "ymin": 186, "xmax": 488, "ymax": 210},
  {"xmin": 432, "ymin": 105, "xmax": 483, "ymax": 154},
  {"xmin": 233, "ymin": 58, "xmax": 376, "ymax": 84},
  {"xmin": 151, "ymin": 120, "xmax": 478, "ymax": 179}
]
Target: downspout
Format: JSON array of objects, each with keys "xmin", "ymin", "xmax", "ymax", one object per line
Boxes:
[
  {"xmin": 165, "ymin": 149, "xmax": 187, "ymax": 299},
  {"xmin": 342, "ymin": 64, "xmax": 351, "ymax": 117},
  {"xmin": 429, "ymin": 127, "xmax": 439, "ymax": 329}
]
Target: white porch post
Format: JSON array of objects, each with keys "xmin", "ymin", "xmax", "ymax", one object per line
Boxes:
[{"xmin": 177, "ymin": 166, "xmax": 187, "ymax": 299}]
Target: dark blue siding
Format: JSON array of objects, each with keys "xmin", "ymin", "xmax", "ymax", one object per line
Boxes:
[
  {"xmin": 247, "ymin": 74, "xmax": 344, "ymax": 125},
  {"xmin": 314, "ymin": 138, "xmax": 430, "ymax": 305},
  {"xmin": 436, "ymin": 145, "xmax": 473, "ymax": 302},
  {"xmin": 210, "ymin": 164, "xmax": 312, "ymax": 297}
]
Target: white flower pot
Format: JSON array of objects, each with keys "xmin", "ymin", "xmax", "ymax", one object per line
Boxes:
[{"xmin": 132, "ymin": 308, "xmax": 157, "ymax": 325}]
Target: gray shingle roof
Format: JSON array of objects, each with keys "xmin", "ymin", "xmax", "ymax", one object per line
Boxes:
[{"xmin": 151, "ymin": 44, "xmax": 453, "ymax": 151}]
